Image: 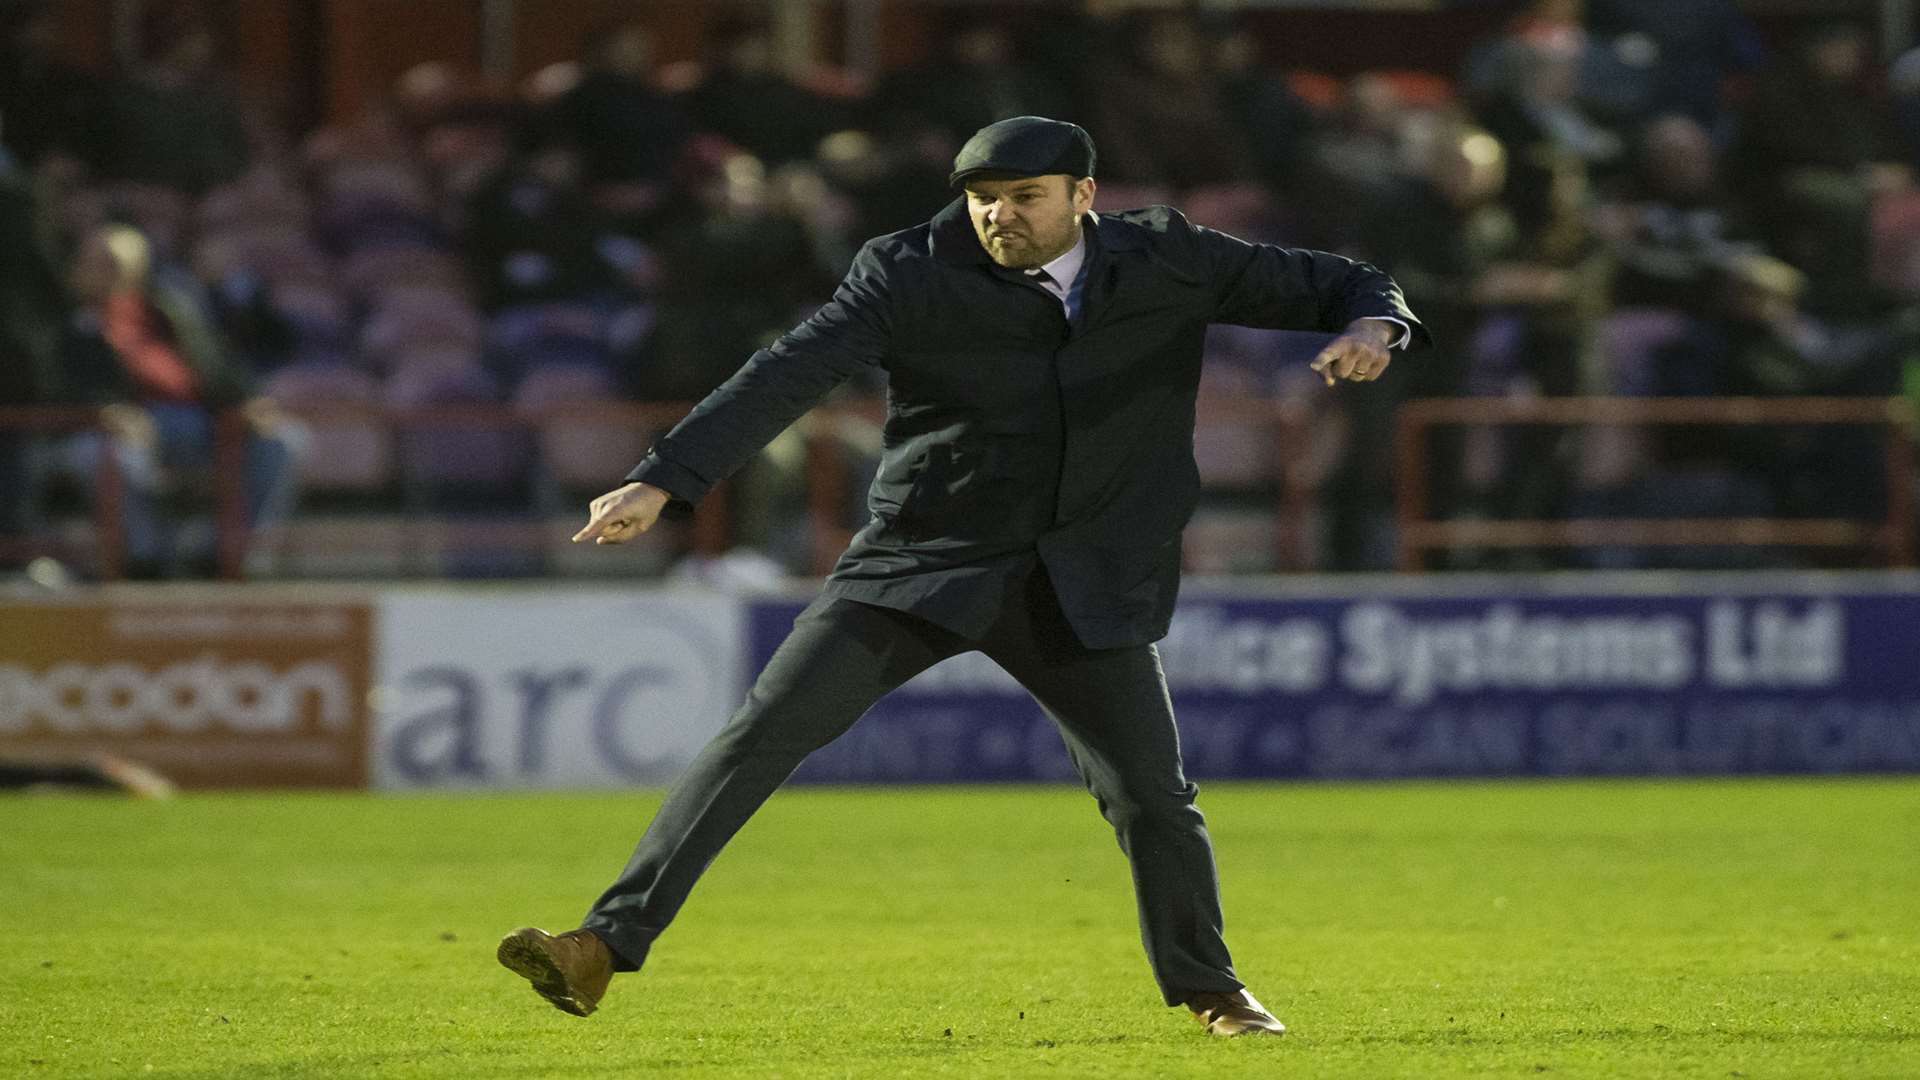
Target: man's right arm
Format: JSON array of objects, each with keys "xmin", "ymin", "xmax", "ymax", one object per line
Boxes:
[{"xmin": 624, "ymin": 242, "xmax": 894, "ymax": 519}]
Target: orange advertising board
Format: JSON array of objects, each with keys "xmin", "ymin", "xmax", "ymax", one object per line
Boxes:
[{"xmin": 0, "ymin": 600, "xmax": 372, "ymax": 788}]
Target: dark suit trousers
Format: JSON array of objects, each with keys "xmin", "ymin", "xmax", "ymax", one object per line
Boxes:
[{"xmin": 579, "ymin": 561, "xmax": 1244, "ymax": 1006}]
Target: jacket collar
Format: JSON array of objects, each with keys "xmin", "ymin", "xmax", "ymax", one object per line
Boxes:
[{"xmin": 929, "ymin": 197, "xmax": 1145, "ymax": 266}]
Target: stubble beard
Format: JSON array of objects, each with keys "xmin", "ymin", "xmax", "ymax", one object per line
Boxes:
[{"xmin": 982, "ymin": 220, "xmax": 1074, "ymax": 269}]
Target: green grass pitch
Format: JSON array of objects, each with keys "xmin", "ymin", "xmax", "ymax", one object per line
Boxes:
[{"xmin": 5, "ymin": 779, "xmax": 1919, "ymax": 1078}]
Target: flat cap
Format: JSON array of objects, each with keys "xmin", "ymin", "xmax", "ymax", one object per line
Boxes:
[{"xmin": 948, "ymin": 116, "xmax": 1096, "ymax": 189}]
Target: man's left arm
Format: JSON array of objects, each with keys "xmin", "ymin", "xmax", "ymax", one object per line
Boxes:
[{"xmin": 1194, "ymin": 220, "xmax": 1430, "ymax": 383}]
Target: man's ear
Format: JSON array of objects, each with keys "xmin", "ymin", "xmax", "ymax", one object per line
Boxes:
[{"xmin": 1072, "ymin": 176, "xmax": 1096, "ymax": 212}]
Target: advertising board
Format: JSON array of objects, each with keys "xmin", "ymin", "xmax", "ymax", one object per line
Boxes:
[
  {"xmin": 372, "ymin": 590, "xmax": 742, "ymax": 789},
  {"xmin": 0, "ymin": 599, "xmax": 373, "ymax": 788},
  {"xmin": 746, "ymin": 581, "xmax": 1920, "ymax": 782}
]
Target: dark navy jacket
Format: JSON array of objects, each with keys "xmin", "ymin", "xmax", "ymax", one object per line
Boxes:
[{"xmin": 628, "ymin": 198, "xmax": 1427, "ymax": 648}]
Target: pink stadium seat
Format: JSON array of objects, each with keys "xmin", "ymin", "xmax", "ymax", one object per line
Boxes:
[
  {"xmin": 385, "ymin": 363, "xmax": 530, "ymax": 496},
  {"xmin": 342, "ymin": 247, "xmax": 468, "ymax": 300},
  {"xmin": 196, "ymin": 169, "xmax": 311, "ymax": 231},
  {"xmin": 271, "ymin": 281, "xmax": 352, "ymax": 348},
  {"xmin": 208, "ymin": 225, "xmax": 335, "ymax": 286},
  {"xmin": 488, "ymin": 303, "xmax": 612, "ymax": 374},
  {"xmin": 361, "ymin": 290, "xmax": 484, "ymax": 369},
  {"xmin": 261, "ymin": 363, "xmax": 394, "ymax": 494},
  {"xmin": 513, "ymin": 365, "xmax": 648, "ymax": 491},
  {"xmin": 319, "ymin": 159, "xmax": 436, "ymax": 214}
]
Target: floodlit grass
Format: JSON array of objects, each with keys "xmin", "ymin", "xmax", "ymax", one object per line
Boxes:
[{"xmin": 4, "ymin": 779, "xmax": 1919, "ymax": 1078}]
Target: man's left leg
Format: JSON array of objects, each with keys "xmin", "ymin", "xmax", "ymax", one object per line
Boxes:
[
  {"xmin": 983, "ymin": 568, "xmax": 1282, "ymax": 1030},
  {"xmin": 980, "ymin": 568, "xmax": 1284, "ymax": 1036}
]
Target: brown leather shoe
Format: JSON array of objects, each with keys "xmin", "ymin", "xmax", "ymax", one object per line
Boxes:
[
  {"xmin": 497, "ymin": 927, "xmax": 614, "ymax": 1016},
  {"xmin": 1186, "ymin": 988, "xmax": 1287, "ymax": 1037}
]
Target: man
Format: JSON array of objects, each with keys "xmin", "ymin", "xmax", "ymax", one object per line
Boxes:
[
  {"xmin": 499, "ymin": 117, "xmax": 1426, "ymax": 1036},
  {"xmin": 48, "ymin": 224, "xmax": 306, "ymax": 577}
]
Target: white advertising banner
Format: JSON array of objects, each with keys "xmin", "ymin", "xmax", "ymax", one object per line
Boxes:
[{"xmin": 373, "ymin": 590, "xmax": 743, "ymax": 789}]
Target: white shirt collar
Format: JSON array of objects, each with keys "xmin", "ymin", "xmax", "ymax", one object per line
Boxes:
[{"xmin": 1024, "ymin": 228, "xmax": 1088, "ymax": 294}]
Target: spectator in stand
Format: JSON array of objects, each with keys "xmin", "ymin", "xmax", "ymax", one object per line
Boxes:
[
  {"xmin": 1359, "ymin": 126, "xmax": 1518, "ymax": 402},
  {"xmin": 812, "ymin": 129, "xmax": 952, "ymax": 249},
  {"xmin": 1441, "ymin": 107, "xmax": 1609, "ymax": 544},
  {"xmin": 1462, "ymin": 0, "xmax": 1649, "ymax": 130},
  {"xmin": 1308, "ymin": 74, "xmax": 1419, "ymax": 248},
  {"xmin": 1585, "ymin": 0, "xmax": 1762, "ymax": 133},
  {"xmin": 1650, "ymin": 254, "xmax": 1904, "ymax": 530},
  {"xmin": 43, "ymin": 224, "xmax": 304, "ymax": 578},
  {"xmin": 1731, "ymin": 21, "xmax": 1906, "ymax": 321},
  {"xmin": 1474, "ymin": 34, "xmax": 1622, "ymax": 240},
  {"xmin": 92, "ymin": 1, "xmax": 250, "ymax": 195},
  {"xmin": 0, "ymin": 0, "xmax": 103, "ymax": 169},
  {"xmin": 872, "ymin": 17, "xmax": 1073, "ymax": 155},
  {"xmin": 628, "ymin": 145, "xmax": 836, "ymax": 404},
  {"xmin": 463, "ymin": 133, "xmax": 626, "ymax": 313},
  {"xmin": 1085, "ymin": 11, "xmax": 1253, "ymax": 189},
  {"xmin": 547, "ymin": 20, "xmax": 690, "ymax": 223},
  {"xmin": 1346, "ymin": 126, "xmax": 1516, "ymax": 562},
  {"xmin": 684, "ymin": 17, "xmax": 845, "ymax": 168},
  {"xmin": 1597, "ymin": 114, "xmax": 1759, "ymax": 317},
  {"xmin": 615, "ymin": 143, "xmax": 847, "ymax": 571},
  {"xmin": 0, "ymin": 105, "xmax": 68, "ymax": 539},
  {"xmin": 1213, "ymin": 21, "xmax": 1320, "ymax": 199}
]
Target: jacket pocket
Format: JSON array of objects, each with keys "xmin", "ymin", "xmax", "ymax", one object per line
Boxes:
[{"xmin": 900, "ymin": 435, "xmax": 1051, "ymax": 541}]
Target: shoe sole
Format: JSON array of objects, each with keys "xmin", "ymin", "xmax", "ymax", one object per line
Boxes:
[
  {"xmin": 1206, "ymin": 1020, "xmax": 1286, "ymax": 1037},
  {"xmin": 496, "ymin": 929, "xmax": 596, "ymax": 1017}
]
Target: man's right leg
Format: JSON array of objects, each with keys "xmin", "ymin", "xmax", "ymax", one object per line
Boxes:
[{"xmin": 577, "ymin": 596, "xmax": 964, "ymax": 971}]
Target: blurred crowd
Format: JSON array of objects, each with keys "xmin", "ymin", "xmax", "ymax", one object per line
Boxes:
[{"xmin": 6, "ymin": 0, "xmax": 1920, "ymax": 579}]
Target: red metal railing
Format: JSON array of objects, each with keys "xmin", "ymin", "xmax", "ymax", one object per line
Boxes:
[
  {"xmin": 21, "ymin": 395, "xmax": 1903, "ymax": 580},
  {"xmin": 0, "ymin": 406, "xmax": 129, "ymax": 579},
  {"xmin": 1393, "ymin": 396, "xmax": 1917, "ymax": 571},
  {"xmin": 265, "ymin": 400, "xmax": 731, "ymax": 576}
]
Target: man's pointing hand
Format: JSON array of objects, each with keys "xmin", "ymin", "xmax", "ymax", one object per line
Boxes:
[
  {"xmin": 1309, "ymin": 318, "xmax": 1397, "ymax": 387},
  {"xmin": 573, "ymin": 482, "xmax": 671, "ymax": 545}
]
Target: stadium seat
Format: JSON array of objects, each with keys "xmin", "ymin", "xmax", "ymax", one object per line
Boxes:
[
  {"xmin": 385, "ymin": 363, "xmax": 530, "ymax": 503},
  {"xmin": 260, "ymin": 363, "xmax": 394, "ymax": 495},
  {"xmin": 342, "ymin": 247, "xmax": 469, "ymax": 302},
  {"xmin": 513, "ymin": 364, "xmax": 649, "ymax": 494},
  {"xmin": 487, "ymin": 303, "xmax": 611, "ymax": 376},
  {"xmin": 270, "ymin": 280, "xmax": 353, "ymax": 349},
  {"xmin": 361, "ymin": 290, "xmax": 485, "ymax": 370}
]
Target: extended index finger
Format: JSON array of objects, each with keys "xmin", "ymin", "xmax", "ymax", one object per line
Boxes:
[{"xmin": 572, "ymin": 505, "xmax": 619, "ymax": 543}]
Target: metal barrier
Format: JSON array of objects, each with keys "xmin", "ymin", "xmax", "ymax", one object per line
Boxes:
[
  {"xmin": 41, "ymin": 394, "xmax": 1892, "ymax": 581},
  {"xmin": 1393, "ymin": 396, "xmax": 1918, "ymax": 571},
  {"xmin": 0, "ymin": 401, "xmax": 718, "ymax": 581},
  {"xmin": 0, "ymin": 406, "xmax": 130, "ymax": 579},
  {"xmin": 266, "ymin": 400, "xmax": 728, "ymax": 579}
]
